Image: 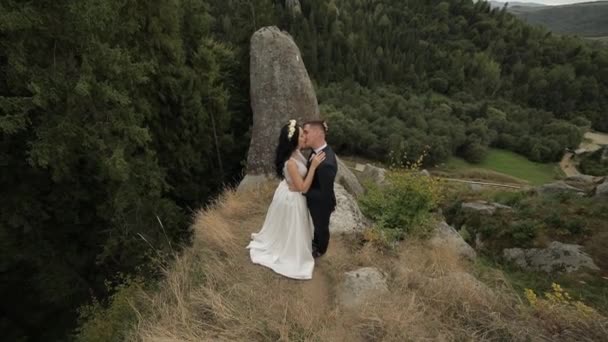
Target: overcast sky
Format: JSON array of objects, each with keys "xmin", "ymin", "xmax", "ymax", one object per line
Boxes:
[{"xmin": 508, "ymin": 0, "xmax": 604, "ymax": 5}]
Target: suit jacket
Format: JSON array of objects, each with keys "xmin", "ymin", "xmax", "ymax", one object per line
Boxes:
[{"xmin": 305, "ymin": 145, "xmax": 337, "ymax": 212}]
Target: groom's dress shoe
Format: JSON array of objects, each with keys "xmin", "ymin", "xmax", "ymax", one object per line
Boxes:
[{"xmin": 312, "ymin": 249, "xmax": 322, "ymax": 258}]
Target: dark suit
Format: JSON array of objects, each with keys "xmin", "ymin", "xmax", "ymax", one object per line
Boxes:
[{"xmin": 305, "ymin": 145, "xmax": 337, "ymax": 256}]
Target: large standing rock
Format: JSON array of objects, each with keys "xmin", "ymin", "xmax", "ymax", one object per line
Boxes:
[
  {"xmin": 338, "ymin": 267, "xmax": 389, "ymax": 308},
  {"xmin": 238, "ymin": 26, "xmax": 365, "ymax": 199},
  {"xmin": 336, "ymin": 157, "xmax": 365, "ymax": 197},
  {"xmin": 239, "ymin": 26, "xmax": 319, "ymax": 191},
  {"xmin": 503, "ymin": 241, "xmax": 599, "ymax": 273},
  {"xmin": 330, "ymin": 184, "xmax": 367, "ymax": 234},
  {"xmin": 429, "ymin": 221, "xmax": 476, "ymax": 261}
]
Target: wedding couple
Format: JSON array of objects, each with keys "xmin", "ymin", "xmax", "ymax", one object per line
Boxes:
[{"xmin": 246, "ymin": 119, "xmax": 337, "ymax": 280}]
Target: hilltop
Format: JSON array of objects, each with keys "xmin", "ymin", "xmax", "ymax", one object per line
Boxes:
[
  {"xmin": 492, "ymin": 1, "xmax": 608, "ymax": 37},
  {"xmin": 76, "ymin": 179, "xmax": 608, "ymax": 341}
]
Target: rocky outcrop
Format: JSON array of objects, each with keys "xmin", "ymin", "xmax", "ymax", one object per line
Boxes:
[
  {"xmin": 362, "ymin": 164, "xmax": 387, "ymax": 185},
  {"xmin": 469, "ymin": 183, "xmax": 483, "ymax": 192},
  {"xmin": 330, "ymin": 184, "xmax": 367, "ymax": 234},
  {"xmin": 338, "ymin": 267, "xmax": 389, "ymax": 308},
  {"xmin": 429, "ymin": 221, "xmax": 476, "ymax": 261},
  {"xmin": 461, "ymin": 201, "xmax": 512, "ymax": 215},
  {"xmin": 535, "ymin": 181, "xmax": 585, "ymax": 196},
  {"xmin": 240, "ymin": 26, "xmax": 319, "ymax": 190},
  {"xmin": 503, "ymin": 241, "xmax": 599, "ymax": 273},
  {"xmin": 285, "ymin": 0, "xmax": 302, "ymax": 16},
  {"xmin": 595, "ymin": 178, "xmax": 608, "ymax": 197},
  {"xmin": 565, "ymin": 174, "xmax": 600, "ymax": 184},
  {"xmin": 336, "ymin": 157, "xmax": 365, "ymax": 197}
]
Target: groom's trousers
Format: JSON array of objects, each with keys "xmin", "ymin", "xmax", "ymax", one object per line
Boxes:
[{"xmin": 310, "ymin": 206, "xmax": 332, "ymax": 255}]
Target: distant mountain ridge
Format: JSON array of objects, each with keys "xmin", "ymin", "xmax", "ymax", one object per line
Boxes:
[
  {"xmin": 488, "ymin": 1, "xmax": 547, "ymax": 8},
  {"xmin": 489, "ymin": 1, "xmax": 608, "ymax": 37}
]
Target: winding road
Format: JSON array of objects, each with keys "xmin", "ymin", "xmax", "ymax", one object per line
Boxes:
[{"xmin": 560, "ymin": 131, "xmax": 608, "ymax": 177}]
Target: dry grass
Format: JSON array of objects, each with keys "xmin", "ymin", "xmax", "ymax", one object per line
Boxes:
[{"xmin": 129, "ymin": 181, "xmax": 608, "ymax": 342}]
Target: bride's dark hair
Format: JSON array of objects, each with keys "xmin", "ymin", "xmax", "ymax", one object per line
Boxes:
[{"xmin": 275, "ymin": 121, "xmax": 300, "ymax": 179}]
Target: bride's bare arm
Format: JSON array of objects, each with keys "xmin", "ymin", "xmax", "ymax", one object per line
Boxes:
[{"xmin": 286, "ymin": 153, "xmax": 326, "ymax": 193}]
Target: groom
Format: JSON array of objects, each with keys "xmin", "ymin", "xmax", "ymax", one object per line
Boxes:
[{"xmin": 302, "ymin": 120, "xmax": 337, "ymax": 258}]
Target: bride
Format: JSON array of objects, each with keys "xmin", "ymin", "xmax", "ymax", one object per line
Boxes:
[{"xmin": 246, "ymin": 119, "xmax": 326, "ymax": 279}]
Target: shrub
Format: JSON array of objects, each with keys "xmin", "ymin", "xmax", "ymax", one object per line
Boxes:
[
  {"xmin": 462, "ymin": 142, "xmax": 487, "ymax": 163},
  {"xmin": 359, "ymin": 170, "xmax": 442, "ymax": 241},
  {"xmin": 579, "ymin": 148, "xmax": 608, "ymax": 176},
  {"xmin": 524, "ymin": 283, "xmax": 608, "ymax": 340},
  {"xmin": 430, "ymin": 77, "xmax": 449, "ymax": 93},
  {"xmin": 563, "ymin": 217, "xmax": 586, "ymax": 235},
  {"xmin": 543, "ymin": 210, "xmax": 563, "ymax": 228},
  {"xmin": 506, "ymin": 220, "xmax": 539, "ymax": 246},
  {"xmin": 74, "ymin": 276, "xmax": 145, "ymax": 342},
  {"xmin": 492, "ymin": 191, "xmax": 527, "ymax": 207}
]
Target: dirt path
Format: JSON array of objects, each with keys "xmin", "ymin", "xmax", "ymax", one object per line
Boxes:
[
  {"xmin": 584, "ymin": 131, "xmax": 608, "ymax": 148},
  {"xmin": 560, "ymin": 152, "xmax": 581, "ymax": 177},
  {"xmin": 560, "ymin": 131, "xmax": 608, "ymax": 177},
  {"xmin": 299, "ymin": 260, "xmax": 333, "ymax": 315}
]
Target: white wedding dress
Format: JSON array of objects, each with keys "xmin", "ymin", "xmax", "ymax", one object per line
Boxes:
[{"xmin": 246, "ymin": 151, "xmax": 315, "ymax": 280}]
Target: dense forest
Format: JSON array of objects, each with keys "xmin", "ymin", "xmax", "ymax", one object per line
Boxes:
[
  {"xmin": 281, "ymin": 0, "xmax": 607, "ymax": 164},
  {"xmin": 1, "ymin": 0, "xmax": 607, "ymax": 340}
]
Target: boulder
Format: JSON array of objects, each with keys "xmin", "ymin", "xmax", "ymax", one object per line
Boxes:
[
  {"xmin": 469, "ymin": 183, "xmax": 483, "ymax": 192},
  {"xmin": 330, "ymin": 183, "xmax": 367, "ymax": 234},
  {"xmin": 535, "ymin": 181, "xmax": 584, "ymax": 196},
  {"xmin": 595, "ymin": 178, "xmax": 608, "ymax": 197},
  {"xmin": 285, "ymin": 0, "xmax": 302, "ymax": 16},
  {"xmin": 420, "ymin": 169, "xmax": 431, "ymax": 177},
  {"xmin": 338, "ymin": 267, "xmax": 389, "ymax": 308},
  {"xmin": 461, "ymin": 200, "xmax": 512, "ymax": 215},
  {"xmin": 565, "ymin": 174, "xmax": 599, "ymax": 184},
  {"xmin": 475, "ymin": 233, "xmax": 485, "ymax": 250},
  {"xmin": 336, "ymin": 157, "xmax": 364, "ymax": 197},
  {"xmin": 239, "ymin": 26, "xmax": 319, "ymax": 191},
  {"xmin": 362, "ymin": 163, "xmax": 387, "ymax": 185},
  {"xmin": 429, "ymin": 221, "xmax": 476, "ymax": 261},
  {"xmin": 503, "ymin": 241, "xmax": 600, "ymax": 273}
]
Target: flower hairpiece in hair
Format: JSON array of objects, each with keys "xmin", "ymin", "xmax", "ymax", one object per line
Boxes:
[
  {"xmin": 287, "ymin": 119, "xmax": 297, "ymax": 139},
  {"xmin": 322, "ymin": 121, "xmax": 328, "ymax": 132}
]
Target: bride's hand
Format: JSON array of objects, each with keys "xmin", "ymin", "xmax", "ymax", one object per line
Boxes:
[{"xmin": 311, "ymin": 152, "xmax": 326, "ymax": 169}]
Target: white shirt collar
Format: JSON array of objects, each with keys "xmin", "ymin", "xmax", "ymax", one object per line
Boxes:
[{"xmin": 314, "ymin": 143, "xmax": 327, "ymax": 154}]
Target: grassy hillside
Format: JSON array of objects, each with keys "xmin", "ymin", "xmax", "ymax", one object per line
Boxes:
[
  {"xmin": 76, "ymin": 182, "xmax": 608, "ymax": 341},
  {"xmin": 438, "ymin": 149, "xmax": 560, "ymax": 185},
  {"xmin": 505, "ymin": 1, "xmax": 608, "ymax": 37}
]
